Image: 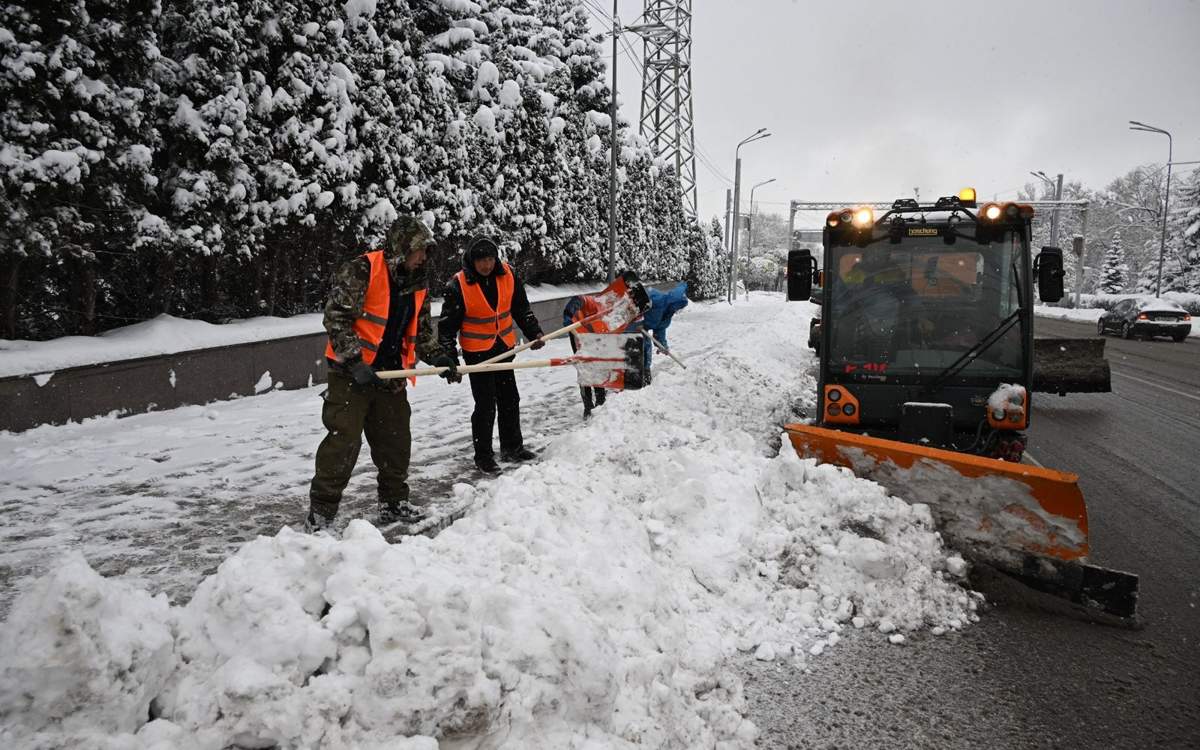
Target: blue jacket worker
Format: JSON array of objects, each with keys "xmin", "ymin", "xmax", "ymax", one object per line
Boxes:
[{"xmin": 634, "ymin": 282, "xmax": 689, "ymax": 383}]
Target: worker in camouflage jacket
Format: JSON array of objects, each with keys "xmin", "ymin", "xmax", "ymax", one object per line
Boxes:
[{"xmin": 306, "ymin": 216, "xmax": 460, "ymax": 533}]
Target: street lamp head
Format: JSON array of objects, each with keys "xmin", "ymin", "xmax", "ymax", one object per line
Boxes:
[{"xmin": 1129, "ymin": 120, "xmax": 1170, "ymax": 136}]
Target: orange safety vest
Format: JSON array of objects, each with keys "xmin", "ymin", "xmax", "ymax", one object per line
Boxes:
[
  {"xmin": 325, "ymin": 251, "xmax": 426, "ymax": 383},
  {"xmin": 572, "ymin": 294, "xmax": 608, "ymax": 333},
  {"xmin": 455, "ymin": 262, "xmax": 517, "ymax": 352},
  {"xmin": 572, "ymin": 293, "xmax": 633, "ymax": 334}
]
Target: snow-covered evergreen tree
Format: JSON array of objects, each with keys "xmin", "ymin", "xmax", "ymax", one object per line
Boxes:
[
  {"xmin": 0, "ymin": 0, "xmax": 164, "ymax": 336},
  {"xmin": 684, "ymin": 216, "xmax": 725, "ymax": 299},
  {"xmin": 157, "ymin": 0, "xmax": 265, "ymax": 318},
  {"xmin": 1099, "ymin": 231, "xmax": 1127, "ymax": 294},
  {"xmin": 1, "ymin": 0, "xmax": 707, "ymax": 338},
  {"xmin": 1162, "ymin": 167, "xmax": 1200, "ymax": 294}
]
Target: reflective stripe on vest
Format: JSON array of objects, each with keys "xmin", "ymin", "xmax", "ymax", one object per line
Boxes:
[
  {"xmin": 399, "ymin": 288, "xmax": 426, "ymax": 386},
  {"xmin": 325, "ymin": 250, "xmax": 390, "ymax": 365},
  {"xmin": 456, "ymin": 263, "xmax": 516, "ymax": 352},
  {"xmin": 323, "ymin": 254, "xmax": 427, "ymax": 385}
]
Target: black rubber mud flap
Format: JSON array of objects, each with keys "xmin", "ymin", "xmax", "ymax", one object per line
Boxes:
[
  {"xmin": 1033, "ymin": 337, "xmax": 1112, "ymax": 394},
  {"xmin": 1001, "ymin": 554, "xmax": 1140, "ymax": 625}
]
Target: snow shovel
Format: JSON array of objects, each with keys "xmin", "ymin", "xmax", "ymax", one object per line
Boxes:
[
  {"xmin": 376, "ymin": 332, "xmax": 648, "ymax": 390},
  {"xmin": 473, "ymin": 272, "xmax": 652, "ymax": 368},
  {"xmin": 642, "ymin": 329, "xmax": 687, "ymax": 369}
]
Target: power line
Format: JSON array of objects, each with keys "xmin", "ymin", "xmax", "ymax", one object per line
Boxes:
[
  {"xmin": 694, "ymin": 143, "xmax": 731, "ymax": 183},
  {"xmin": 578, "ymin": 1, "xmax": 645, "ymax": 78},
  {"xmin": 694, "ymin": 151, "xmax": 731, "ymax": 185}
]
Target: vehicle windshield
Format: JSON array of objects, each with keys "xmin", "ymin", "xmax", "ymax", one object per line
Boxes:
[{"xmin": 825, "ymin": 231, "xmax": 1025, "ymax": 382}]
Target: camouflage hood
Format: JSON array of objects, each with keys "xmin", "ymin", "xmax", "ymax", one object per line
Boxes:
[
  {"xmin": 385, "ymin": 216, "xmax": 436, "ymax": 263},
  {"xmin": 383, "ymin": 216, "xmax": 436, "ymax": 294}
]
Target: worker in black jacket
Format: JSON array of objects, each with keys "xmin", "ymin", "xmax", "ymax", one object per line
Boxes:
[{"xmin": 438, "ymin": 237, "xmax": 545, "ymax": 474}]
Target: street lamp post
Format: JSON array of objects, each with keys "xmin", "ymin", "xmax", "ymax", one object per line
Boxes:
[
  {"xmin": 1129, "ymin": 120, "xmax": 1173, "ymax": 297},
  {"xmin": 605, "ymin": 0, "xmax": 619, "ymax": 282},
  {"xmin": 730, "ymin": 128, "xmax": 771, "ymax": 302},
  {"xmin": 602, "ymin": 8, "xmax": 671, "ymax": 283},
  {"xmin": 746, "ymin": 177, "xmax": 776, "ymax": 298},
  {"xmin": 1030, "ymin": 171, "xmax": 1063, "ymax": 249}
]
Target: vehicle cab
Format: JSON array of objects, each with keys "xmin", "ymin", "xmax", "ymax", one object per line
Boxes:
[{"xmin": 787, "ymin": 189, "xmax": 1068, "ymax": 458}]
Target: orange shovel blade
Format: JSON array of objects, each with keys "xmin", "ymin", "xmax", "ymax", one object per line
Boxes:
[{"xmin": 784, "ymin": 424, "xmax": 1089, "ymax": 563}]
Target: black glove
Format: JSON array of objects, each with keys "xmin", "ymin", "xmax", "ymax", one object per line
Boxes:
[
  {"xmin": 349, "ymin": 359, "xmax": 383, "ymax": 387},
  {"xmin": 529, "ymin": 334, "xmax": 546, "ymax": 351},
  {"xmin": 436, "ymin": 354, "xmax": 462, "ymax": 383}
]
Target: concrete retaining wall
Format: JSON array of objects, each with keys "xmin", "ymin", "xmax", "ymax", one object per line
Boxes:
[{"xmin": 0, "ymin": 287, "xmax": 676, "ymax": 433}]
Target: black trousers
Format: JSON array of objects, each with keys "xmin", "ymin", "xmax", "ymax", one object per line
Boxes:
[
  {"xmin": 464, "ymin": 343, "xmax": 524, "ymax": 460},
  {"xmin": 569, "ymin": 334, "xmax": 606, "ymax": 412}
]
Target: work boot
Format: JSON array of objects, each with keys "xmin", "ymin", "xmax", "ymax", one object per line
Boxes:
[
  {"xmin": 475, "ymin": 455, "xmax": 503, "ymax": 474},
  {"xmin": 304, "ymin": 509, "xmax": 337, "ymax": 535},
  {"xmin": 501, "ymin": 447, "xmax": 537, "ymax": 462},
  {"xmin": 378, "ymin": 499, "xmax": 427, "ymax": 526}
]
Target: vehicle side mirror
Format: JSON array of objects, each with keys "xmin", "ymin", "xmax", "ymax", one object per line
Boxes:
[
  {"xmin": 1035, "ymin": 246, "xmax": 1064, "ymax": 303},
  {"xmin": 787, "ymin": 249, "xmax": 814, "ymax": 301}
]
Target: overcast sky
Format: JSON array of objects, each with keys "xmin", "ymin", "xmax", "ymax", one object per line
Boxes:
[{"xmin": 590, "ymin": 0, "xmax": 1200, "ymax": 227}]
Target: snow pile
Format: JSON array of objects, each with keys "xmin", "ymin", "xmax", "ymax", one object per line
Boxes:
[
  {"xmin": 0, "ymin": 553, "xmax": 175, "ymax": 737},
  {"xmin": 0, "ymin": 297, "xmax": 977, "ymax": 748}
]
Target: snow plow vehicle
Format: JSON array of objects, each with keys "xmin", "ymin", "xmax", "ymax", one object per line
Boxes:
[{"xmin": 784, "ymin": 189, "xmax": 1138, "ymax": 621}]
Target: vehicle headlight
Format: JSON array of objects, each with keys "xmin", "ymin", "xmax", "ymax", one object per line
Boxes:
[{"xmin": 992, "ymin": 408, "xmax": 1005, "ymax": 420}]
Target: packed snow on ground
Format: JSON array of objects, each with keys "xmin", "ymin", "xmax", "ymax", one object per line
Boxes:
[
  {"xmin": 0, "ymin": 295, "xmax": 979, "ymax": 749},
  {"xmin": 0, "ymin": 281, "xmax": 631, "ymax": 379}
]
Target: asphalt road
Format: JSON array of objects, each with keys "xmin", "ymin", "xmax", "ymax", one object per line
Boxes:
[{"xmin": 740, "ymin": 316, "xmax": 1200, "ymax": 749}]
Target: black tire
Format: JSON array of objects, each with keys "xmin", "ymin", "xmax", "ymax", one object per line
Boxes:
[
  {"xmin": 1172, "ymin": 333, "xmax": 1187, "ymax": 342},
  {"xmin": 1097, "ymin": 318, "xmax": 1106, "ymax": 336},
  {"xmin": 1122, "ymin": 322, "xmax": 1133, "ymax": 339}
]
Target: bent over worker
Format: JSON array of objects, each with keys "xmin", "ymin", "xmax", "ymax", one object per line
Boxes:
[
  {"xmin": 306, "ymin": 216, "xmax": 460, "ymax": 533},
  {"xmin": 631, "ymin": 282, "xmax": 689, "ymax": 384},
  {"xmin": 562, "ymin": 294, "xmax": 608, "ymax": 418},
  {"xmin": 438, "ymin": 237, "xmax": 545, "ymax": 474}
]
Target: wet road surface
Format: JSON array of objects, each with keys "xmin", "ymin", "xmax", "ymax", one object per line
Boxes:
[{"xmin": 742, "ymin": 316, "xmax": 1199, "ymax": 749}]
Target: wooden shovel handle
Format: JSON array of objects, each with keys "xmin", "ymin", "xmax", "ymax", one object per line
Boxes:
[{"xmin": 376, "ymin": 359, "xmax": 561, "ymax": 380}]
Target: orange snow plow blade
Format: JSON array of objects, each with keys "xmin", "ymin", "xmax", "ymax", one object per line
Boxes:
[{"xmin": 785, "ymin": 424, "xmax": 1139, "ymax": 621}]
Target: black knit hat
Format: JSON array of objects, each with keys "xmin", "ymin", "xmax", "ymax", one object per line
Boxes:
[{"xmin": 466, "ymin": 236, "xmax": 500, "ymax": 262}]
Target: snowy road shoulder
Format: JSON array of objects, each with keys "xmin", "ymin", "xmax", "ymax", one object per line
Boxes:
[{"xmin": 0, "ymin": 295, "xmax": 978, "ymax": 749}]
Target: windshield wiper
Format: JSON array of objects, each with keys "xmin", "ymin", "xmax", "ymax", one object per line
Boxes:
[{"xmin": 922, "ymin": 308, "xmax": 1023, "ymax": 394}]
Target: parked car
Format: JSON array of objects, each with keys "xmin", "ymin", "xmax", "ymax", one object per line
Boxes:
[{"xmin": 1097, "ymin": 297, "xmax": 1192, "ymax": 342}]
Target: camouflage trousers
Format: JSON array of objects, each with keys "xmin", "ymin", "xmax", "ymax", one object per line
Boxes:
[{"xmin": 309, "ymin": 370, "xmax": 412, "ymax": 519}]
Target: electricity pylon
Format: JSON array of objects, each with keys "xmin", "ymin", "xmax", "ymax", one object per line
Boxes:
[{"xmin": 634, "ymin": 0, "xmax": 697, "ymax": 217}]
